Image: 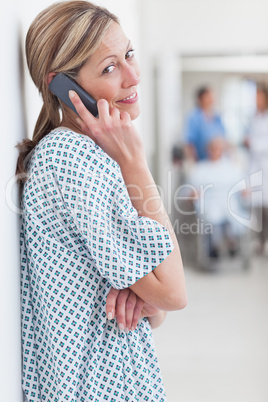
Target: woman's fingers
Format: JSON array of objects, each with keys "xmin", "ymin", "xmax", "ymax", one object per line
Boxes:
[
  {"xmin": 69, "ymin": 92, "xmax": 116, "ymax": 139},
  {"xmin": 130, "ymin": 296, "xmax": 145, "ymax": 331},
  {"xmin": 69, "ymin": 90, "xmax": 143, "ymax": 166},
  {"xmin": 106, "ymin": 287, "xmax": 120, "ymax": 320},
  {"xmin": 125, "ymin": 291, "xmax": 137, "ymax": 332},
  {"xmin": 69, "ymin": 90, "xmax": 97, "ymax": 127},
  {"xmin": 110, "ymin": 106, "xmax": 121, "ymax": 120},
  {"xmin": 141, "ymin": 302, "xmax": 160, "ymax": 318},
  {"xmin": 107, "ymin": 288, "xmax": 155, "ymax": 333},
  {"xmin": 97, "ymin": 98, "xmax": 111, "ymax": 122},
  {"xmin": 115, "ymin": 288, "xmax": 130, "ymax": 331},
  {"xmin": 119, "ymin": 110, "xmax": 130, "ymax": 122}
]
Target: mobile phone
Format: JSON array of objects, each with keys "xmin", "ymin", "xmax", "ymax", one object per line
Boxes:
[{"xmin": 48, "ymin": 73, "xmax": 98, "ymax": 117}]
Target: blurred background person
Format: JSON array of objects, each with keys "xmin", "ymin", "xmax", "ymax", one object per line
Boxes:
[
  {"xmin": 245, "ymin": 83, "xmax": 268, "ymax": 254},
  {"xmin": 184, "ymin": 86, "xmax": 226, "ymax": 162},
  {"xmin": 187, "ymin": 136, "xmax": 245, "ymax": 263}
]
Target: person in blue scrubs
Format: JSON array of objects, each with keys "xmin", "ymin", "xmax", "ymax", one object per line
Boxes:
[{"xmin": 184, "ymin": 87, "xmax": 226, "ymax": 161}]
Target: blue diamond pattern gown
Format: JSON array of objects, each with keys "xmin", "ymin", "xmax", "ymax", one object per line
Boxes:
[{"xmin": 20, "ymin": 128, "xmax": 174, "ymax": 401}]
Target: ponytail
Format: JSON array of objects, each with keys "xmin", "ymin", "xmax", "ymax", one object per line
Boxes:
[{"xmin": 16, "ymin": 92, "xmax": 60, "ymax": 187}]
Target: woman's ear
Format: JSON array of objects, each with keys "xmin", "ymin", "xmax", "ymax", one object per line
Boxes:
[{"xmin": 46, "ymin": 72, "xmax": 57, "ymax": 85}]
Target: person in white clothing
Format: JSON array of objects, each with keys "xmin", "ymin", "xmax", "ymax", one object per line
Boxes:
[
  {"xmin": 245, "ymin": 84, "xmax": 268, "ymax": 253},
  {"xmin": 188, "ymin": 137, "xmax": 244, "ymax": 259}
]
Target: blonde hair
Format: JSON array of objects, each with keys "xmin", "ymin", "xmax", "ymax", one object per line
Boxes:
[{"xmin": 16, "ymin": 1, "xmax": 118, "ymax": 184}]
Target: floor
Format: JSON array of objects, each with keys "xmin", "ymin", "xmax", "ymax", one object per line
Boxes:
[{"xmin": 153, "ymin": 254, "xmax": 268, "ymax": 402}]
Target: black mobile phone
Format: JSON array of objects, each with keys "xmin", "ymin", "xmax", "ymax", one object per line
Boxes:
[{"xmin": 48, "ymin": 73, "xmax": 98, "ymax": 117}]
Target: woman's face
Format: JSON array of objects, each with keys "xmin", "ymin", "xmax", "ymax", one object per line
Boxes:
[{"xmin": 75, "ymin": 22, "xmax": 140, "ymax": 120}]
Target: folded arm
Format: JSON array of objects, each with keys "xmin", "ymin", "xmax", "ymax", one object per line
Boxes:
[
  {"xmin": 106, "ymin": 287, "xmax": 166, "ymax": 331},
  {"xmin": 70, "ymin": 95, "xmax": 187, "ymax": 312}
]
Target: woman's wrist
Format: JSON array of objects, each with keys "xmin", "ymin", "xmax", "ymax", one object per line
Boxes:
[
  {"xmin": 140, "ymin": 302, "xmax": 167, "ymax": 329},
  {"xmin": 147, "ymin": 310, "xmax": 167, "ymax": 329},
  {"xmin": 118, "ymin": 156, "xmax": 149, "ymax": 177}
]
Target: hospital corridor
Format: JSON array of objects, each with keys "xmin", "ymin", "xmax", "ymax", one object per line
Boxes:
[
  {"xmin": 154, "ymin": 254, "xmax": 268, "ymax": 402},
  {"xmin": 1, "ymin": 0, "xmax": 268, "ymax": 401}
]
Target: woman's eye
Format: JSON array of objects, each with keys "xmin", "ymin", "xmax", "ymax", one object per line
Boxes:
[
  {"xmin": 102, "ymin": 64, "xmax": 116, "ymax": 74},
  {"xmin": 126, "ymin": 49, "xmax": 135, "ymax": 59}
]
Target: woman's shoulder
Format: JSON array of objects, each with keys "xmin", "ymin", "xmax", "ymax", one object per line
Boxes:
[
  {"xmin": 34, "ymin": 127, "xmax": 118, "ymax": 168},
  {"xmin": 36, "ymin": 127, "xmax": 101, "ymax": 157},
  {"xmin": 28, "ymin": 127, "xmax": 123, "ymax": 184}
]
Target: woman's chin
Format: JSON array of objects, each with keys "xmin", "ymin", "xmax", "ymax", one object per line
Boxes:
[
  {"xmin": 130, "ymin": 111, "xmax": 140, "ymax": 120},
  {"xmin": 127, "ymin": 103, "xmax": 141, "ymax": 120}
]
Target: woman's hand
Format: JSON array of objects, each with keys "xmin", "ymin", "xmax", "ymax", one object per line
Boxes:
[
  {"xmin": 106, "ymin": 287, "xmax": 163, "ymax": 332},
  {"xmin": 69, "ymin": 91, "xmax": 146, "ymax": 167},
  {"xmin": 106, "ymin": 287, "xmax": 144, "ymax": 332}
]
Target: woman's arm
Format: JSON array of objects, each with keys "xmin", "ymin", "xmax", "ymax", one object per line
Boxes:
[
  {"xmin": 70, "ymin": 95, "xmax": 187, "ymax": 312},
  {"xmin": 120, "ymin": 161, "xmax": 187, "ymax": 311}
]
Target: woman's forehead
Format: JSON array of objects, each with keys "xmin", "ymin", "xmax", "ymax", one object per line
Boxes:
[{"xmin": 91, "ymin": 23, "xmax": 129, "ymax": 65}]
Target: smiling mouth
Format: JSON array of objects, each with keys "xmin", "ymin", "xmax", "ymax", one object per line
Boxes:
[{"xmin": 117, "ymin": 92, "xmax": 138, "ymax": 103}]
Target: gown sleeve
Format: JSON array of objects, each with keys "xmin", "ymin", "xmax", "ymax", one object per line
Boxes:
[{"xmin": 57, "ymin": 134, "xmax": 175, "ymax": 290}]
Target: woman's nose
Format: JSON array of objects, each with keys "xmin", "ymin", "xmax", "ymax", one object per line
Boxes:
[{"xmin": 122, "ymin": 63, "xmax": 140, "ymax": 88}]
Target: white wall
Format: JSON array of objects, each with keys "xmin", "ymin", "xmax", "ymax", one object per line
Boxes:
[
  {"xmin": 0, "ymin": 3, "xmax": 26, "ymax": 402},
  {"xmin": 141, "ymin": 0, "xmax": 268, "ymax": 54}
]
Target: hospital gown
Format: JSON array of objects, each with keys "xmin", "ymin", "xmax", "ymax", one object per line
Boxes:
[{"xmin": 20, "ymin": 128, "xmax": 174, "ymax": 402}]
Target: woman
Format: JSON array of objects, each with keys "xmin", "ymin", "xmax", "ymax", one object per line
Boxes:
[{"xmin": 17, "ymin": 2, "xmax": 187, "ymax": 401}]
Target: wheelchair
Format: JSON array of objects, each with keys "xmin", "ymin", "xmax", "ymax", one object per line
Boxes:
[{"xmin": 196, "ymin": 218, "xmax": 252, "ymax": 271}]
